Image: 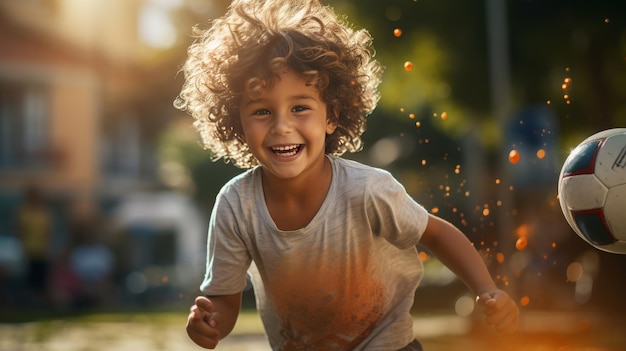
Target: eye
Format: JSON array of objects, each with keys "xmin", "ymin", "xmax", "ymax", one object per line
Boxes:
[
  {"xmin": 292, "ymin": 105, "xmax": 310, "ymax": 113},
  {"xmin": 253, "ymin": 109, "xmax": 271, "ymax": 116}
]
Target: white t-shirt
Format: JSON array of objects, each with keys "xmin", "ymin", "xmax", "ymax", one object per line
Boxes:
[{"xmin": 200, "ymin": 156, "xmax": 429, "ymax": 350}]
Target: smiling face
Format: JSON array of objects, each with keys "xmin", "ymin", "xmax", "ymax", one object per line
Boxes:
[{"xmin": 239, "ymin": 70, "xmax": 337, "ymax": 181}]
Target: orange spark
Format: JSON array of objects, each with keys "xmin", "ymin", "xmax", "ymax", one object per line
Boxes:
[{"xmin": 508, "ymin": 149, "xmax": 521, "ymax": 164}]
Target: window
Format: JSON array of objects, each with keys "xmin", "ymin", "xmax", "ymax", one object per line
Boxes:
[{"xmin": 0, "ymin": 82, "xmax": 51, "ymax": 169}]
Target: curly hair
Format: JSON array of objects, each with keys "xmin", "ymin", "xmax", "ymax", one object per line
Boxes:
[{"xmin": 174, "ymin": 0, "xmax": 383, "ymax": 168}]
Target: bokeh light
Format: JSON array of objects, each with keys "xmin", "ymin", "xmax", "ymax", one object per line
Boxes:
[{"xmin": 508, "ymin": 149, "xmax": 521, "ymax": 164}]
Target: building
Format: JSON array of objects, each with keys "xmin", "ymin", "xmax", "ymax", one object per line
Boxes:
[{"xmin": 0, "ymin": 0, "xmax": 214, "ymax": 307}]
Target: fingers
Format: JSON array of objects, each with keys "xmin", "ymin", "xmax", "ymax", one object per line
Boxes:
[
  {"xmin": 478, "ymin": 290, "xmax": 520, "ymax": 334},
  {"xmin": 476, "ymin": 291, "xmax": 497, "ymax": 307},
  {"xmin": 186, "ymin": 297, "xmax": 221, "ymax": 349},
  {"xmin": 484, "ymin": 304, "xmax": 519, "ymax": 333},
  {"xmin": 192, "ymin": 296, "xmax": 220, "ymax": 326},
  {"xmin": 493, "ymin": 309, "xmax": 519, "ymax": 334},
  {"xmin": 195, "ymin": 296, "xmax": 214, "ymax": 312},
  {"xmin": 187, "ymin": 314, "xmax": 220, "ymax": 349}
]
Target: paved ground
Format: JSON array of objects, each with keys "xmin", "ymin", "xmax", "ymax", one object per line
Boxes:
[{"xmin": 0, "ymin": 309, "xmax": 623, "ymax": 351}]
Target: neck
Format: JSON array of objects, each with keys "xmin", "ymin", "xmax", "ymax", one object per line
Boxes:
[{"xmin": 261, "ymin": 156, "xmax": 332, "ymax": 202}]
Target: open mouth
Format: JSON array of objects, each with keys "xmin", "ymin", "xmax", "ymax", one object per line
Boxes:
[{"xmin": 271, "ymin": 144, "xmax": 302, "ymax": 157}]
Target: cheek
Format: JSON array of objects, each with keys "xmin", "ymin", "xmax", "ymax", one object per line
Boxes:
[{"xmin": 239, "ymin": 122, "xmax": 265, "ymax": 146}]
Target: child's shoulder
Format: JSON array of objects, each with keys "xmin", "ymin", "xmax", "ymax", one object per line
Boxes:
[
  {"xmin": 218, "ymin": 166, "xmax": 261, "ymax": 196},
  {"xmin": 330, "ymin": 156, "xmax": 395, "ymax": 183}
]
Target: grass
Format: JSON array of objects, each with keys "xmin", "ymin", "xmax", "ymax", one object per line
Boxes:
[
  {"xmin": 2, "ymin": 308, "xmax": 625, "ymax": 351},
  {"xmin": 0, "ymin": 308, "xmax": 267, "ymax": 351},
  {"xmin": 67, "ymin": 308, "xmax": 266, "ymax": 334}
]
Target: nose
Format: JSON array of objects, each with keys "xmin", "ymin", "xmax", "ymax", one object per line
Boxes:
[{"xmin": 271, "ymin": 112, "xmax": 292, "ymax": 135}]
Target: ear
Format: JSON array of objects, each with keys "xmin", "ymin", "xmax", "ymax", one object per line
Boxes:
[
  {"xmin": 326, "ymin": 120, "xmax": 337, "ymax": 135},
  {"xmin": 326, "ymin": 108, "xmax": 338, "ymax": 134}
]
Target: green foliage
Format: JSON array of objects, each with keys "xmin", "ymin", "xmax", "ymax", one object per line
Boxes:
[{"xmin": 328, "ymin": 0, "xmax": 626, "ymax": 153}]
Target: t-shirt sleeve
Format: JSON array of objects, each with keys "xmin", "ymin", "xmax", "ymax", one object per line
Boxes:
[
  {"xmin": 366, "ymin": 169, "xmax": 429, "ymax": 249},
  {"xmin": 199, "ymin": 189, "xmax": 252, "ymax": 296}
]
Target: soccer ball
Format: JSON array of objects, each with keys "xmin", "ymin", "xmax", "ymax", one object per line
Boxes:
[{"xmin": 558, "ymin": 128, "xmax": 626, "ymax": 254}]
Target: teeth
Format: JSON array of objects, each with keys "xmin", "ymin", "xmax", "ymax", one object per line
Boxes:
[
  {"xmin": 271, "ymin": 145, "xmax": 300, "ymax": 157},
  {"xmin": 272, "ymin": 145, "xmax": 298, "ymax": 151}
]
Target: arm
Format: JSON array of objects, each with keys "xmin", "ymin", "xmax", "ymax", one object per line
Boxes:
[
  {"xmin": 419, "ymin": 214, "xmax": 496, "ymax": 294},
  {"xmin": 419, "ymin": 214, "xmax": 519, "ymax": 333},
  {"xmin": 186, "ymin": 292, "xmax": 242, "ymax": 349}
]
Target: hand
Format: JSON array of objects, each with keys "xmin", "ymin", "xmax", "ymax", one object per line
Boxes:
[
  {"xmin": 476, "ymin": 290, "xmax": 519, "ymax": 334},
  {"xmin": 186, "ymin": 296, "xmax": 222, "ymax": 349}
]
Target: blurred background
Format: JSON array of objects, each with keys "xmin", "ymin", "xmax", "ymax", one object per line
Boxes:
[{"xmin": 0, "ymin": 0, "xmax": 625, "ymax": 350}]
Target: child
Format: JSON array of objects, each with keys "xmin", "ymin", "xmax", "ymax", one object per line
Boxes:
[{"xmin": 175, "ymin": 0, "xmax": 519, "ymax": 350}]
